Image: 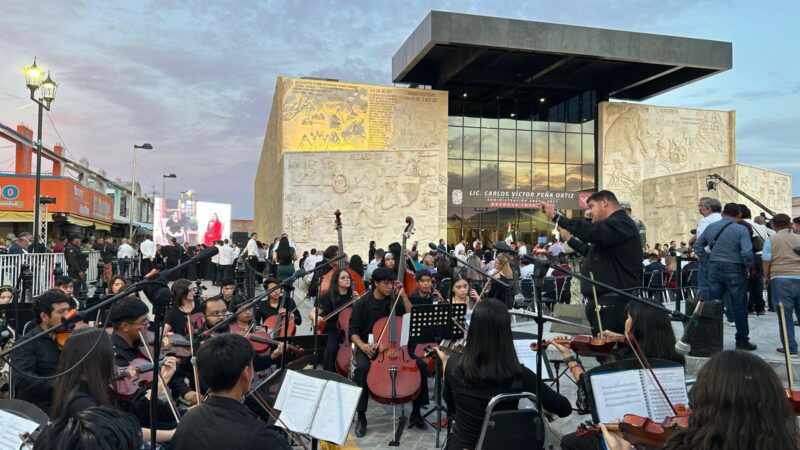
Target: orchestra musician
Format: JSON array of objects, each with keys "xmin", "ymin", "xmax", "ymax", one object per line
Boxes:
[
  {"xmin": 435, "ymin": 298, "xmax": 572, "ymax": 450},
  {"xmin": 542, "ymin": 191, "xmax": 643, "ymax": 335},
  {"xmin": 451, "ymin": 273, "xmax": 481, "ymax": 312},
  {"xmin": 11, "ymin": 289, "xmax": 72, "ymax": 413},
  {"xmin": 207, "ymin": 278, "xmax": 236, "ymax": 308},
  {"xmin": 349, "ymin": 267, "xmax": 429, "ymax": 437},
  {"xmin": 256, "ymin": 278, "xmax": 302, "ymax": 327},
  {"xmin": 34, "ymin": 406, "xmax": 144, "ymax": 450},
  {"xmin": 485, "ymin": 253, "xmax": 514, "ymax": 308},
  {"xmin": 308, "ymin": 245, "xmax": 338, "ymax": 298},
  {"xmin": 559, "ymin": 300, "xmax": 685, "ymax": 450},
  {"xmin": 407, "ymin": 269, "xmax": 443, "ymax": 305},
  {"xmin": 163, "ymin": 279, "xmax": 204, "ymax": 336},
  {"xmin": 108, "ymin": 296, "xmax": 198, "ymax": 412},
  {"xmin": 197, "ymin": 296, "xmax": 229, "ymax": 337},
  {"xmin": 50, "ymin": 327, "xmax": 176, "ymax": 443},
  {"xmin": 309, "ymin": 267, "xmax": 356, "ymax": 373},
  {"xmin": 601, "ymin": 350, "xmax": 800, "ymax": 450},
  {"xmin": 169, "ymin": 334, "xmax": 291, "ymax": 450}
]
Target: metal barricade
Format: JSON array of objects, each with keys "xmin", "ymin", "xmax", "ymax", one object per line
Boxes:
[{"xmin": 0, "ymin": 253, "xmax": 67, "ymax": 296}]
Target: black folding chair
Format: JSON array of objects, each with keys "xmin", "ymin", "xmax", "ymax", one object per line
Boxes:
[{"xmin": 475, "ymin": 392, "xmax": 544, "ymax": 450}]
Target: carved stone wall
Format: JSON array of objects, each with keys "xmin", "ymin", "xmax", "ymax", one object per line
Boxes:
[
  {"xmin": 598, "ymin": 102, "xmax": 736, "ymax": 216},
  {"xmin": 642, "ymin": 164, "xmax": 792, "ymax": 244},
  {"xmin": 254, "ymin": 77, "xmax": 448, "ymax": 254}
]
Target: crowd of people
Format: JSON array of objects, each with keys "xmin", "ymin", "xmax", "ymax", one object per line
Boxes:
[{"xmin": 1, "ymin": 188, "xmax": 800, "ymax": 449}]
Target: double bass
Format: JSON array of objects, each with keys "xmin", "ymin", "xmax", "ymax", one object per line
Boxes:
[
  {"xmin": 366, "ymin": 217, "xmax": 421, "ymax": 406},
  {"xmin": 319, "ymin": 210, "xmax": 366, "ymax": 297}
]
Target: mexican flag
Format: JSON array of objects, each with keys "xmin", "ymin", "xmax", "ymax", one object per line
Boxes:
[{"xmin": 505, "ymin": 223, "xmax": 514, "ymax": 243}]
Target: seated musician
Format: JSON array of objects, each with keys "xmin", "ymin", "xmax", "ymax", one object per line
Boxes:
[
  {"xmin": 54, "ymin": 276, "xmax": 76, "ymax": 306},
  {"xmin": 229, "ymin": 294, "xmax": 264, "ymax": 336},
  {"xmin": 163, "ymin": 279, "xmax": 203, "ymax": 336},
  {"xmin": 451, "ymin": 273, "xmax": 481, "ymax": 312},
  {"xmin": 169, "ymin": 333, "xmax": 291, "ymax": 450},
  {"xmin": 199, "ymin": 297, "xmax": 230, "ymax": 337},
  {"xmin": 601, "ymin": 350, "xmax": 800, "ymax": 450},
  {"xmin": 108, "ymin": 297, "xmax": 199, "ymax": 410},
  {"xmin": 50, "ymin": 327, "xmax": 175, "ymax": 443},
  {"xmin": 309, "ymin": 267, "xmax": 356, "ymax": 373},
  {"xmin": 559, "ymin": 300, "xmax": 685, "ymax": 450},
  {"xmin": 12, "ymin": 289, "xmax": 71, "ymax": 413},
  {"xmin": 349, "ymin": 267, "xmax": 429, "ymax": 437},
  {"xmin": 407, "ymin": 269, "xmax": 443, "ymax": 305},
  {"xmin": 208, "ymin": 278, "xmax": 236, "ymax": 307},
  {"xmin": 34, "ymin": 406, "xmax": 143, "ymax": 450},
  {"xmin": 256, "ymin": 278, "xmax": 302, "ymax": 327},
  {"xmin": 436, "ymin": 298, "xmax": 571, "ymax": 450}
]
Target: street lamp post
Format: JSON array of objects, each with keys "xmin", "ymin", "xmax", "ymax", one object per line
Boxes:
[
  {"xmin": 24, "ymin": 58, "xmax": 57, "ymax": 253},
  {"xmin": 162, "ymin": 173, "xmax": 177, "ymax": 203},
  {"xmin": 130, "ymin": 143, "xmax": 153, "ymax": 240}
]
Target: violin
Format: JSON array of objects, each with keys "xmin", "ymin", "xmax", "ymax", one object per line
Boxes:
[
  {"xmin": 423, "ymin": 338, "xmax": 467, "ymax": 358},
  {"xmin": 230, "ymin": 321, "xmax": 305, "ymax": 356},
  {"xmin": 576, "ymin": 405, "xmax": 691, "ymax": 447},
  {"xmin": 319, "ymin": 210, "xmax": 366, "ymax": 297},
  {"xmin": 141, "ymin": 331, "xmax": 192, "ymax": 359},
  {"xmin": 113, "ymin": 357, "xmax": 159, "ymax": 400},
  {"xmin": 529, "ymin": 334, "xmax": 628, "ymax": 356},
  {"xmin": 366, "ymin": 217, "xmax": 421, "ymax": 405}
]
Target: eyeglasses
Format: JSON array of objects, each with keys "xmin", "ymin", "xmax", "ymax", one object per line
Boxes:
[{"xmin": 125, "ymin": 319, "xmax": 150, "ymax": 327}]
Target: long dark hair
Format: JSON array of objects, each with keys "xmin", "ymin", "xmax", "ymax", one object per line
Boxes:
[
  {"xmin": 450, "ymin": 272, "xmax": 471, "ymax": 302},
  {"xmin": 51, "ymin": 328, "xmax": 115, "ymax": 418},
  {"xmin": 171, "ymin": 278, "xmax": 193, "ymax": 309},
  {"xmin": 664, "ymin": 350, "xmax": 799, "ymax": 450},
  {"xmin": 626, "ymin": 301, "xmax": 685, "ymax": 365},
  {"xmin": 348, "ymin": 254, "xmax": 364, "ymax": 278},
  {"xmin": 454, "ymin": 298, "xmax": 523, "ymax": 387},
  {"xmin": 276, "ymin": 236, "xmax": 292, "ymax": 265}
]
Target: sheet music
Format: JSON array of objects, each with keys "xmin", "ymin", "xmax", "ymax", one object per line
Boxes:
[
  {"xmin": 274, "ymin": 370, "xmax": 326, "ymax": 434},
  {"xmin": 0, "ymin": 410, "xmax": 38, "ymax": 450},
  {"xmin": 513, "ymin": 339, "xmax": 549, "ymax": 378},
  {"xmin": 590, "ymin": 371, "xmax": 649, "ymax": 422},
  {"xmin": 642, "ymin": 367, "xmax": 689, "ymax": 422},
  {"xmin": 400, "ymin": 312, "xmax": 410, "ymax": 346},
  {"xmin": 310, "ymin": 380, "xmax": 362, "ymax": 445}
]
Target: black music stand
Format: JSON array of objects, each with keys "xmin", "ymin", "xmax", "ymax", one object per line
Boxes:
[{"xmin": 409, "ymin": 303, "xmax": 467, "ymax": 449}]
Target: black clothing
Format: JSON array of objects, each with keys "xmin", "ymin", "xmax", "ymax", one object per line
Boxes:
[
  {"xmin": 308, "ymin": 260, "xmax": 333, "ymax": 298},
  {"xmin": 164, "ymin": 302, "xmax": 203, "ymax": 337},
  {"xmin": 256, "ymin": 297, "xmax": 301, "ymax": 326},
  {"xmin": 12, "ymin": 326, "xmax": 61, "ymax": 414},
  {"xmin": 408, "ymin": 291, "xmax": 436, "ymax": 306},
  {"xmin": 316, "ymin": 290, "xmax": 352, "ymax": 333},
  {"xmin": 486, "ymin": 275, "xmax": 513, "ymax": 309},
  {"xmin": 65, "ymin": 243, "xmax": 87, "ymax": 272},
  {"xmin": 443, "ymin": 353, "xmax": 571, "ymax": 450},
  {"xmin": 169, "ymin": 395, "xmax": 291, "ymax": 450},
  {"xmin": 348, "ymin": 291, "xmax": 406, "ymax": 343},
  {"xmin": 62, "ymin": 381, "xmax": 99, "ymax": 420},
  {"xmin": 567, "ymin": 236, "xmax": 588, "ymax": 256},
  {"xmin": 92, "ymin": 242, "xmax": 117, "ymax": 263},
  {"xmin": 208, "ymin": 293, "xmax": 234, "ymax": 309},
  {"xmin": 644, "ymin": 261, "xmax": 667, "ymax": 288},
  {"xmin": 555, "ymin": 209, "xmax": 642, "ymax": 297}
]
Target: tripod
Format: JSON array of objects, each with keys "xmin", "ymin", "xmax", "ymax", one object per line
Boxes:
[{"xmin": 410, "ymin": 303, "xmax": 467, "ymax": 448}]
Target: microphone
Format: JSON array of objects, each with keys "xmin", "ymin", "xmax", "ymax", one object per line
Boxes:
[
  {"xmin": 492, "ymin": 241, "xmax": 518, "ymax": 254},
  {"xmin": 675, "ymin": 301, "xmax": 705, "ymax": 354},
  {"xmin": 428, "ymin": 242, "xmax": 454, "ymax": 259}
]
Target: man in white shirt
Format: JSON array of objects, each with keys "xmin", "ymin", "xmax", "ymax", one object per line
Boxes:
[
  {"xmin": 231, "ymin": 241, "xmax": 242, "ymax": 260},
  {"xmin": 303, "ymin": 248, "xmax": 322, "ymax": 273},
  {"xmin": 245, "ymin": 233, "xmax": 259, "ymax": 273},
  {"xmin": 692, "ymin": 197, "xmax": 722, "ymax": 243},
  {"xmin": 518, "ymin": 242, "xmax": 528, "ymax": 255},
  {"xmin": 454, "ymin": 237, "xmax": 466, "ymax": 256},
  {"xmin": 218, "ymin": 239, "xmax": 235, "ymax": 284},
  {"xmin": 117, "ymin": 238, "xmax": 136, "ymax": 277},
  {"xmin": 140, "ymin": 234, "xmax": 156, "ymax": 275},
  {"xmin": 519, "ymin": 259, "xmax": 534, "ymax": 279}
]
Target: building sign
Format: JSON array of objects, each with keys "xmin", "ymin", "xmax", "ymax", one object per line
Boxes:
[
  {"xmin": 0, "ymin": 175, "xmax": 113, "ymax": 222},
  {"xmin": 280, "ymin": 77, "xmax": 447, "ymax": 152},
  {"xmin": 449, "ymin": 188, "xmax": 591, "ymax": 210}
]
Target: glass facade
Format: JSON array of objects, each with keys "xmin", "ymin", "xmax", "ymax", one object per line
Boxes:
[{"xmin": 446, "ymin": 86, "xmax": 598, "ymax": 246}]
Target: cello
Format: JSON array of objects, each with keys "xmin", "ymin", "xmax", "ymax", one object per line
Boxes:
[
  {"xmin": 319, "ymin": 210, "xmax": 366, "ymax": 297},
  {"xmin": 366, "ymin": 218, "xmax": 421, "ymax": 445}
]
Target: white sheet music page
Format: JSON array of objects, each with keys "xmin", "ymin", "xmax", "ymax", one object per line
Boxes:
[
  {"xmin": 513, "ymin": 339, "xmax": 548, "ymax": 377},
  {"xmin": 590, "ymin": 371, "xmax": 649, "ymax": 422},
  {"xmin": 310, "ymin": 381, "xmax": 363, "ymax": 445},
  {"xmin": 274, "ymin": 370, "xmax": 326, "ymax": 434},
  {"xmin": 0, "ymin": 410, "xmax": 38, "ymax": 450},
  {"xmin": 400, "ymin": 312, "xmax": 411, "ymax": 346},
  {"xmin": 642, "ymin": 366, "xmax": 689, "ymax": 422}
]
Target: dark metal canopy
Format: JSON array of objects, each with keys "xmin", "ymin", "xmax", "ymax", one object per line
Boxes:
[{"xmin": 393, "ymin": 11, "xmax": 732, "ymax": 101}]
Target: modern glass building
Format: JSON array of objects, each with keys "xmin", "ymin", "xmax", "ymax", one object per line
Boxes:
[{"xmin": 393, "ymin": 11, "xmax": 731, "ymax": 246}]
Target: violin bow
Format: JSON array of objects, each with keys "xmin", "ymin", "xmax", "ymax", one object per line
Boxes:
[
  {"xmin": 185, "ymin": 315, "xmax": 203, "ymax": 405},
  {"xmin": 137, "ymin": 331, "xmax": 182, "ymax": 422},
  {"xmin": 374, "ymin": 217, "xmax": 415, "ymax": 347},
  {"xmin": 779, "ymin": 303, "xmax": 795, "ymax": 390},
  {"xmin": 249, "ymin": 388, "xmax": 309, "ymax": 450},
  {"xmin": 589, "ymin": 272, "xmax": 603, "ymax": 337},
  {"xmin": 625, "ymin": 331, "xmax": 678, "ymax": 417}
]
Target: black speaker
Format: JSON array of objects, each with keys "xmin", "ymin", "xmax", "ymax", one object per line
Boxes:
[{"xmin": 685, "ymin": 299, "xmax": 724, "ymax": 357}]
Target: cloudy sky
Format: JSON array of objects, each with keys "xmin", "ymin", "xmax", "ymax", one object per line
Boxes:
[{"xmin": 1, "ymin": 0, "xmax": 797, "ymax": 219}]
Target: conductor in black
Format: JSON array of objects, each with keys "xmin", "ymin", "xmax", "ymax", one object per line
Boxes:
[{"xmin": 541, "ymin": 191, "xmax": 643, "ymax": 334}]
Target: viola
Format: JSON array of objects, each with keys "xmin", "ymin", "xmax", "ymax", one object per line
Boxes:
[
  {"xmin": 319, "ymin": 210, "xmax": 366, "ymax": 297},
  {"xmin": 113, "ymin": 357, "xmax": 158, "ymax": 399},
  {"xmin": 422, "ymin": 338, "xmax": 467, "ymax": 358},
  {"xmin": 576, "ymin": 405, "xmax": 691, "ymax": 447},
  {"xmin": 413, "ymin": 343, "xmax": 437, "ymax": 374},
  {"xmin": 529, "ymin": 334, "xmax": 628, "ymax": 356},
  {"xmin": 335, "ymin": 307, "xmax": 353, "ymax": 377},
  {"xmin": 365, "ymin": 217, "xmax": 421, "ymax": 405},
  {"xmin": 141, "ymin": 331, "xmax": 193, "ymax": 359},
  {"xmin": 248, "ymin": 332, "xmax": 305, "ymax": 356}
]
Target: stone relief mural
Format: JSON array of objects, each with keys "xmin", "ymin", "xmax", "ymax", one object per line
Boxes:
[
  {"xmin": 642, "ymin": 164, "xmax": 792, "ymax": 244},
  {"xmin": 282, "ymin": 150, "xmax": 446, "ymax": 253},
  {"xmin": 599, "ymin": 102, "xmax": 735, "ymax": 215}
]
